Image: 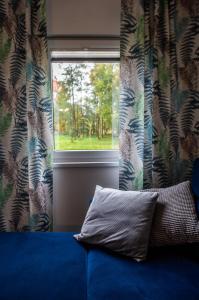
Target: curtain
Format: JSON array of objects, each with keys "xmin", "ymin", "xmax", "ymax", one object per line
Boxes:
[
  {"xmin": 0, "ymin": 0, "xmax": 53, "ymax": 231},
  {"xmin": 120, "ymin": 0, "xmax": 199, "ymax": 190}
]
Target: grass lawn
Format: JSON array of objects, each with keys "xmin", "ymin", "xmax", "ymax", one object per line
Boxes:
[{"xmin": 54, "ymin": 134, "xmax": 118, "ymax": 150}]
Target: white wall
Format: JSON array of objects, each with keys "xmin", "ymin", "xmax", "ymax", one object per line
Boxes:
[
  {"xmin": 53, "ymin": 166, "xmax": 119, "ymax": 231},
  {"xmin": 47, "ymin": 0, "xmax": 120, "ymax": 231},
  {"xmin": 47, "ymin": 0, "xmax": 120, "ymax": 36}
]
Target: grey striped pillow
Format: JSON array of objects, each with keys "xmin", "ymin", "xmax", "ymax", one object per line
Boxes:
[
  {"xmin": 74, "ymin": 186, "xmax": 158, "ymax": 261},
  {"xmin": 144, "ymin": 181, "xmax": 199, "ymax": 247}
]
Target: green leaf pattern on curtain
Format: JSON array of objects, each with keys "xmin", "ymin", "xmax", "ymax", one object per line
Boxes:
[
  {"xmin": 120, "ymin": 0, "xmax": 199, "ymax": 190},
  {"xmin": 0, "ymin": 0, "xmax": 52, "ymax": 231}
]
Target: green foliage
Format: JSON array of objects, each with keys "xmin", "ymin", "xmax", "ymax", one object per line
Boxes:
[
  {"xmin": 54, "ymin": 62, "xmax": 119, "ymax": 148},
  {"xmin": 90, "ymin": 64, "xmax": 116, "ymax": 139},
  {"xmin": 56, "ymin": 64, "xmax": 87, "ymax": 139}
]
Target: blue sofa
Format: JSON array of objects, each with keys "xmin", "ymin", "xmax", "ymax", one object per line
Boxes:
[
  {"xmin": 0, "ymin": 232, "xmax": 199, "ymax": 300},
  {"xmin": 0, "ymin": 160, "xmax": 198, "ymax": 300}
]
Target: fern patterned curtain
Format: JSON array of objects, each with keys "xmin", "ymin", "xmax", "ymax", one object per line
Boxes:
[
  {"xmin": 120, "ymin": 0, "xmax": 199, "ymax": 190},
  {"xmin": 0, "ymin": 0, "xmax": 53, "ymax": 231}
]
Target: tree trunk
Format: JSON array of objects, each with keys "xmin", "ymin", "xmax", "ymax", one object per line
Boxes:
[{"xmin": 71, "ymin": 86, "xmax": 76, "ymax": 140}]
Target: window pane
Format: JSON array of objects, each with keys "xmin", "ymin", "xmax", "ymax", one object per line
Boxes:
[{"xmin": 52, "ymin": 61, "xmax": 119, "ymax": 150}]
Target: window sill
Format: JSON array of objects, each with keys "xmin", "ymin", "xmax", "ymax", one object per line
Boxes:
[
  {"xmin": 53, "ymin": 150, "xmax": 119, "ymax": 168},
  {"xmin": 53, "ymin": 161, "xmax": 119, "ymax": 168}
]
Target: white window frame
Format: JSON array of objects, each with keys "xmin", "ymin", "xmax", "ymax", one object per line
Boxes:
[
  {"xmin": 49, "ymin": 38, "xmax": 120, "ymax": 167},
  {"xmin": 53, "ymin": 150, "xmax": 119, "ymax": 168}
]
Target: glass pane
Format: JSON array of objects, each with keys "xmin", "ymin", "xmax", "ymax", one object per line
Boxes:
[{"xmin": 52, "ymin": 62, "xmax": 119, "ymax": 150}]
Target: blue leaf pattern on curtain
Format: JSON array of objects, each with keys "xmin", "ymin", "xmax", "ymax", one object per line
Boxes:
[
  {"xmin": 0, "ymin": 0, "xmax": 53, "ymax": 231},
  {"xmin": 120, "ymin": 0, "xmax": 199, "ymax": 190}
]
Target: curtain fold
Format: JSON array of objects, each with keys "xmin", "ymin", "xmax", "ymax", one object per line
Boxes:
[
  {"xmin": 120, "ymin": 0, "xmax": 199, "ymax": 190},
  {"xmin": 0, "ymin": 0, "xmax": 53, "ymax": 231}
]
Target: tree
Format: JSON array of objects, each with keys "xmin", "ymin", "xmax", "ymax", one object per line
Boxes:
[
  {"xmin": 59, "ymin": 63, "xmax": 87, "ymax": 141},
  {"xmin": 54, "ymin": 80, "xmax": 70, "ymax": 134},
  {"xmin": 53, "ymin": 62, "xmax": 120, "ymax": 147},
  {"xmin": 90, "ymin": 63, "xmax": 119, "ymax": 139}
]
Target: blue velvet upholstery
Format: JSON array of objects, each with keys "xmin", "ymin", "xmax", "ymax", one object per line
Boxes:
[
  {"xmin": 192, "ymin": 158, "xmax": 199, "ymax": 216},
  {"xmin": 87, "ymin": 245, "xmax": 199, "ymax": 300},
  {"xmin": 0, "ymin": 232, "xmax": 87, "ymax": 300},
  {"xmin": 0, "ymin": 234, "xmax": 199, "ymax": 300}
]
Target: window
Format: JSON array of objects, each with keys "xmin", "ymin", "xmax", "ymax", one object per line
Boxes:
[{"xmin": 51, "ymin": 51, "xmax": 120, "ymax": 152}]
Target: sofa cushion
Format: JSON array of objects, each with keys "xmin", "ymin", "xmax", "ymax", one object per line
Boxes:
[
  {"xmin": 0, "ymin": 232, "xmax": 87, "ymax": 300},
  {"xmin": 192, "ymin": 158, "xmax": 199, "ymax": 217},
  {"xmin": 87, "ymin": 244, "xmax": 199, "ymax": 300},
  {"xmin": 145, "ymin": 181, "xmax": 199, "ymax": 247},
  {"xmin": 74, "ymin": 185, "xmax": 158, "ymax": 261}
]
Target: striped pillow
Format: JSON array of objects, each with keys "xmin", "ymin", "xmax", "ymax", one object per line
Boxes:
[{"xmin": 145, "ymin": 181, "xmax": 199, "ymax": 247}]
